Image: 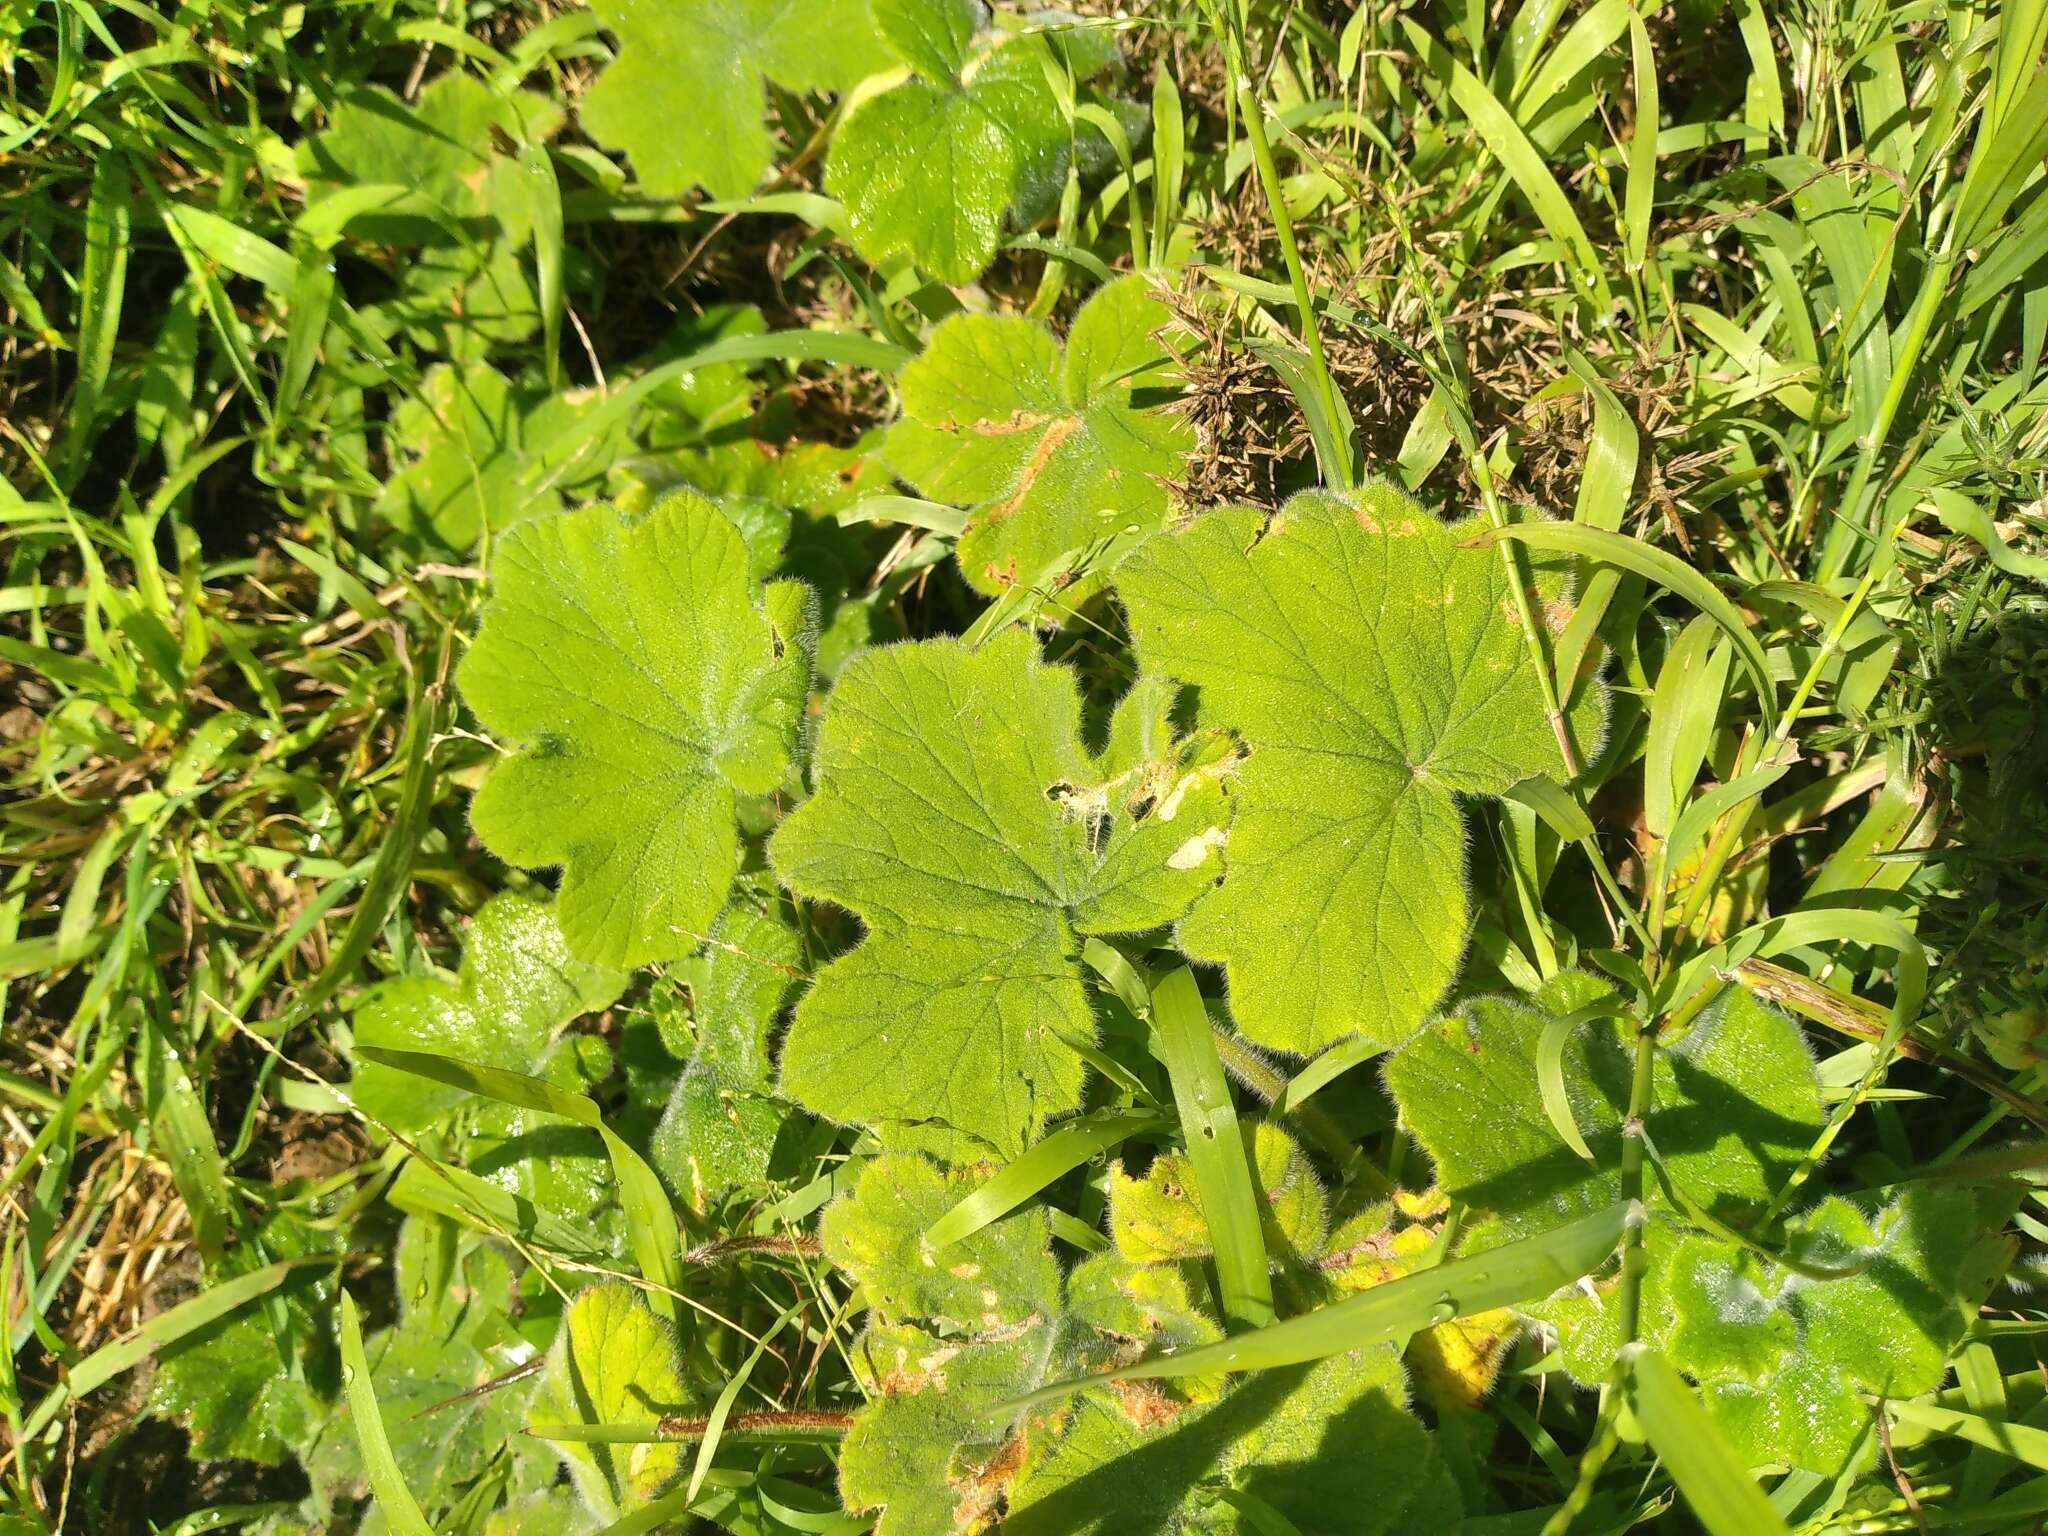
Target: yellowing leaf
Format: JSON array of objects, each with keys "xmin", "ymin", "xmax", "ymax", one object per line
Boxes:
[{"xmin": 888, "ymin": 276, "xmax": 1190, "ymax": 598}]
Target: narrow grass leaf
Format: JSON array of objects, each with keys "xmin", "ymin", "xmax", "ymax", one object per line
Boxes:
[
  {"xmin": 1624, "ymin": 1344, "xmax": 1791, "ymax": 1535},
  {"xmin": 354, "ymin": 1047, "xmax": 684, "ymax": 1327},
  {"xmin": 339, "ymin": 1293, "xmax": 436, "ymax": 1536},
  {"xmin": 1484, "ymin": 521, "xmax": 1776, "ymax": 731},
  {"xmin": 925, "ymin": 1111, "xmax": 1165, "ymax": 1249},
  {"xmin": 1537, "ymin": 1010, "xmax": 1598, "ymax": 1163},
  {"xmin": 1151, "ymin": 966, "xmax": 1273, "ymax": 1330}
]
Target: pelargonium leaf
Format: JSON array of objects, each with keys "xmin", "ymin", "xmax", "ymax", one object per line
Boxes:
[
  {"xmin": 459, "ymin": 493, "xmax": 812, "ymax": 968},
  {"xmin": 581, "ymin": 0, "xmax": 891, "ymax": 200},
  {"xmin": 770, "ymin": 631, "xmax": 1235, "ymax": 1157},
  {"xmin": 542, "ymin": 1282, "xmax": 694, "ymax": 1522},
  {"xmin": 828, "ymin": 3, "xmax": 1130, "ymax": 283},
  {"xmin": 888, "ymin": 275, "xmax": 1191, "ymax": 598},
  {"xmin": 1118, "ymin": 484, "xmax": 1607, "ymax": 1054},
  {"xmin": 351, "ymin": 894, "xmax": 627, "ymax": 1133}
]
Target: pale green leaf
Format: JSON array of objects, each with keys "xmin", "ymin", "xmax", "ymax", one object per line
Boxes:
[
  {"xmin": 829, "ymin": 13, "xmax": 1126, "ymax": 283},
  {"xmin": 888, "ymin": 275, "xmax": 1190, "ymax": 598},
  {"xmin": 302, "ymin": 73, "xmax": 562, "ymax": 243},
  {"xmin": 374, "ymin": 363, "xmax": 609, "ymax": 549},
  {"xmin": 351, "ymin": 894, "xmax": 626, "ymax": 1132},
  {"xmin": 543, "ymin": 1282, "xmax": 694, "ymax": 1522},
  {"xmin": 460, "ymin": 494, "xmax": 811, "ymax": 968},
  {"xmin": 771, "ymin": 634, "xmax": 1234, "ymax": 1156},
  {"xmin": 1663, "ymin": 1188, "xmax": 2014, "ymax": 1471},
  {"xmin": 581, "ymin": 0, "xmax": 891, "ymax": 200},
  {"xmin": 1118, "ymin": 484, "xmax": 1605, "ymax": 1054}
]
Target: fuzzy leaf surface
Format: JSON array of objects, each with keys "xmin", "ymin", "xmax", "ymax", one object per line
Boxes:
[
  {"xmin": 374, "ymin": 364, "xmax": 606, "ymax": 549},
  {"xmin": 1386, "ymin": 975, "xmax": 1826, "ymax": 1241},
  {"xmin": 650, "ymin": 885, "xmax": 801, "ymax": 1209},
  {"xmin": 1664, "ymin": 1188, "xmax": 2013, "ymax": 1471},
  {"xmin": 460, "ymin": 494, "xmax": 810, "ymax": 968},
  {"xmin": 1118, "ymin": 485, "xmax": 1605, "ymax": 1053},
  {"xmin": 771, "ymin": 633, "xmax": 1233, "ymax": 1156},
  {"xmin": 828, "ymin": 5, "xmax": 1126, "ymax": 282},
  {"xmin": 542, "ymin": 1281, "xmax": 693, "ymax": 1521},
  {"xmin": 351, "ymin": 894, "xmax": 627, "ymax": 1132},
  {"xmin": 888, "ymin": 276, "xmax": 1190, "ymax": 597},
  {"xmin": 581, "ymin": 0, "xmax": 890, "ymax": 200}
]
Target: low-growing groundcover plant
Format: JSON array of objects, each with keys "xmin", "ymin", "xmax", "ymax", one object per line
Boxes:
[{"xmin": 6, "ymin": 0, "xmax": 2048, "ymax": 1533}]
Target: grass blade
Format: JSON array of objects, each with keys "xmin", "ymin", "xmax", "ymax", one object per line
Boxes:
[
  {"xmin": 1151, "ymin": 966, "xmax": 1274, "ymax": 1330},
  {"xmin": 926, "ymin": 1111, "xmax": 1164, "ymax": 1249},
  {"xmin": 340, "ymin": 1293, "xmax": 436, "ymax": 1536},
  {"xmin": 355, "ymin": 1047, "xmax": 684, "ymax": 1329},
  {"xmin": 1003, "ymin": 1202, "xmax": 1629, "ymax": 1411},
  {"xmin": 1483, "ymin": 521, "xmax": 1777, "ymax": 733},
  {"xmin": 60, "ymin": 151, "xmax": 131, "ymax": 487},
  {"xmin": 1624, "ymin": 1344, "xmax": 1790, "ymax": 1535}
]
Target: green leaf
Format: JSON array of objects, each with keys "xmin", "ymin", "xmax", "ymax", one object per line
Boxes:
[
  {"xmin": 374, "ymin": 363, "xmax": 607, "ymax": 550},
  {"xmin": 829, "ymin": 9, "xmax": 1126, "ymax": 283},
  {"xmin": 1108, "ymin": 1118, "xmax": 1327, "ymax": 1269},
  {"xmin": 1014, "ymin": 1202, "xmax": 1629, "ymax": 1406},
  {"xmin": 1151, "ymin": 965, "xmax": 1275, "ymax": 1329},
  {"xmin": 351, "ymin": 894, "xmax": 627, "ymax": 1132},
  {"xmin": 1386, "ymin": 975, "xmax": 1826, "ymax": 1243},
  {"xmin": 303, "ymin": 74, "xmax": 562, "ymax": 243},
  {"xmin": 145, "ymin": 1218, "xmax": 338, "ymax": 1465},
  {"xmin": 887, "ymin": 275, "xmax": 1190, "ymax": 599},
  {"xmin": 459, "ymin": 493, "xmax": 811, "ymax": 968},
  {"xmin": 308, "ymin": 1222, "xmax": 544, "ymax": 1518},
  {"xmin": 543, "ymin": 1282, "xmax": 693, "ymax": 1523},
  {"xmin": 826, "ymin": 1154, "xmax": 1450, "ymax": 1536},
  {"xmin": 823, "ymin": 1154, "xmax": 1062, "ymax": 1329},
  {"xmin": 1117, "ymin": 484, "xmax": 1605, "ymax": 1054},
  {"xmin": 650, "ymin": 885, "xmax": 801, "ymax": 1209},
  {"xmin": 581, "ymin": 0, "xmax": 890, "ymax": 200},
  {"xmin": 771, "ymin": 632, "xmax": 1234, "ymax": 1156},
  {"xmin": 1662, "ymin": 1188, "xmax": 2014, "ymax": 1471}
]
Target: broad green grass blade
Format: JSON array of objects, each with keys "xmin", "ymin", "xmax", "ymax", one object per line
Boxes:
[
  {"xmin": 1537, "ymin": 1011, "xmax": 1597, "ymax": 1163},
  {"xmin": 340, "ymin": 1292, "xmax": 436, "ymax": 1536},
  {"xmin": 1622, "ymin": 6, "xmax": 1657, "ymax": 275},
  {"xmin": 1151, "ymin": 966, "xmax": 1274, "ymax": 1330},
  {"xmin": 1889, "ymin": 1399, "xmax": 2048, "ymax": 1475},
  {"xmin": 61, "ymin": 151, "xmax": 132, "ymax": 486},
  {"xmin": 1624, "ymin": 1344, "xmax": 1790, "ymax": 1535},
  {"xmin": 1003, "ymin": 1202, "xmax": 1628, "ymax": 1411},
  {"xmin": 926, "ymin": 1111, "xmax": 1164, "ymax": 1249},
  {"xmin": 355, "ymin": 1047, "xmax": 684, "ymax": 1327}
]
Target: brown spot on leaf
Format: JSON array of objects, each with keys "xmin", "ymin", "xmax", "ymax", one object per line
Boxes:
[
  {"xmin": 1110, "ymin": 1378, "xmax": 1188, "ymax": 1431},
  {"xmin": 984, "ymin": 416, "xmax": 1080, "ymax": 524},
  {"xmin": 951, "ymin": 1432, "xmax": 1027, "ymax": 1532}
]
